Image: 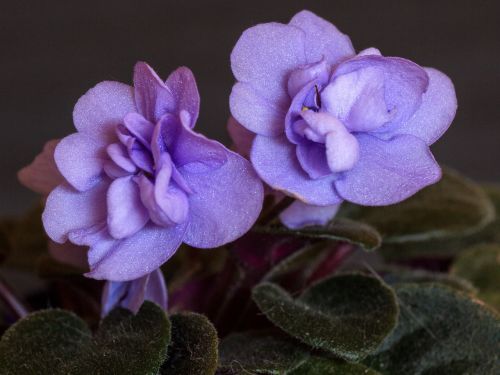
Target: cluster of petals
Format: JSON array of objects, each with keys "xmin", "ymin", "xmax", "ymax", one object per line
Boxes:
[
  {"xmin": 24, "ymin": 62, "xmax": 263, "ymax": 282},
  {"xmin": 229, "ymin": 10, "xmax": 457, "ymax": 211}
]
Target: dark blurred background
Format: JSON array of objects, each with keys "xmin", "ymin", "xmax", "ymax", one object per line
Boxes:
[{"xmin": 1, "ymin": 0, "xmax": 499, "ymax": 216}]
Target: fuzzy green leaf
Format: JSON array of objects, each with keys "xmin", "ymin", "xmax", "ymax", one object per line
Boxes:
[
  {"xmin": 340, "ymin": 169, "xmax": 495, "ymax": 243},
  {"xmin": 254, "ymin": 218, "xmax": 381, "ymax": 251},
  {"xmin": 0, "ymin": 302, "xmax": 171, "ymax": 375},
  {"xmin": 0, "ymin": 309, "xmax": 92, "ymax": 375},
  {"xmin": 289, "ymin": 357, "xmax": 381, "ymax": 375},
  {"xmin": 451, "ymin": 243, "xmax": 500, "ymax": 310},
  {"xmin": 160, "ymin": 312, "xmax": 218, "ymax": 375},
  {"xmin": 377, "ymin": 183, "xmax": 500, "ymax": 260},
  {"xmin": 219, "ymin": 331, "xmax": 309, "ymax": 374},
  {"xmin": 382, "ymin": 268, "xmax": 477, "ymax": 294},
  {"xmin": 252, "ymin": 274, "xmax": 398, "ymax": 361},
  {"xmin": 366, "ymin": 284, "xmax": 500, "ymax": 374}
]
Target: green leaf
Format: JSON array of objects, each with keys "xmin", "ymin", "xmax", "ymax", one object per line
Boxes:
[
  {"xmin": 289, "ymin": 357, "xmax": 381, "ymax": 375},
  {"xmin": 75, "ymin": 302, "xmax": 171, "ymax": 375},
  {"xmin": 340, "ymin": 168, "xmax": 495, "ymax": 243},
  {"xmin": 219, "ymin": 331, "xmax": 309, "ymax": 374},
  {"xmin": 252, "ymin": 274, "xmax": 398, "ymax": 361},
  {"xmin": 0, "ymin": 309, "xmax": 92, "ymax": 375},
  {"xmin": 450, "ymin": 243, "xmax": 500, "ymax": 310},
  {"xmin": 377, "ymin": 183, "xmax": 500, "ymax": 260},
  {"xmin": 365, "ymin": 284, "xmax": 500, "ymax": 374},
  {"xmin": 382, "ymin": 268, "xmax": 477, "ymax": 294},
  {"xmin": 0, "ymin": 302, "xmax": 171, "ymax": 375},
  {"xmin": 254, "ymin": 218, "xmax": 381, "ymax": 251},
  {"xmin": 160, "ymin": 312, "xmax": 218, "ymax": 375}
]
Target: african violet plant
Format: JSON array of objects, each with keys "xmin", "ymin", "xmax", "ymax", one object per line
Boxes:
[{"xmin": 0, "ymin": 10, "xmax": 499, "ymax": 375}]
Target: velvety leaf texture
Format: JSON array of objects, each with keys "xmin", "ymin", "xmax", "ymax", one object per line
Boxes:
[
  {"xmin": 255, "ymin": 217, "xmax": 381, "ymax": 251},
  {"xmin": 378, "ymin": 183, "xmax": 500, "ymax": 260},
  {"xmin": 383, "ymin": 268, "xmax": 477, "ymax": 295},
  {"xmin": 0, "ymin": 302, "xmax": 171, "ymax": 375},
  {"xmin": 219, "ymin": 331, "xmax": 309, "ymax": 374},
  {"xmin": 75, "ymin": 302, "xmax": 171, "ymax": 375},
  {"xmin": 451, "ymin": 243, "xmax": 500, "ymax": 310},
  {"xmin": 252, "ymin": 274, "xmax": 398, "ymax": 361},
  {"xmin": 160, "ymin": 312, "xmax": 218, "ymax": 375},
  {"xmin": 365, "ymin": 284, "xmax": 500, "ymax": 374},
  {"xmin": 0, "ymin": 309, "xmax": 92, "ymax": 375},
  {"xmin": 289, "ymin": 356, "xmax": 381, "ymax": 375},
  {"xmin": 340, "ymin": 168, "xmax": 495, "ymax": 243}
]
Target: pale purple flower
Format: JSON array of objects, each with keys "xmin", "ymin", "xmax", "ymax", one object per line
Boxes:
[
  {"xmin": 230, "ymin": 10, "xmax": 457, "ymax": 207},
  {"xmin": 228, "ymin": 117, "xmax": 340, "ymax": 228},
  {"xmin": 35, "ymin": 62, "xmax": 263, "ymax": 282},
  {"xmin": 101, "ymin": 269, "xmax": 167, "ymax": 316}
]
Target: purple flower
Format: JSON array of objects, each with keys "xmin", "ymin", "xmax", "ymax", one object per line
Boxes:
[
  {"xmin": 230, "ymin": 10, "xmax": 457, "ymax": 207},
  {"xmin": 37, "ymin": 62, "xmax": 263, "ymax": 281},
  {"xmin": 101, "ymin": 269, "xmax": 167, "ymax": 316}
]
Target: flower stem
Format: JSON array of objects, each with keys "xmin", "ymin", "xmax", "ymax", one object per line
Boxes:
[{"xmin": 0, "ymin": 275, "xmax": 29, "ymax": 320}]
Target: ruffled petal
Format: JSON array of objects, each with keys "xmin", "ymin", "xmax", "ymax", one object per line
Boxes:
[
  {"xmin": 165, "ymin": 67, "xmax": 200, "ymax": 128},
  {"xmin": 42, "ymin": 181, "xmax": 109, "ymax": 243},
  {"xmin": 158, "ymin": 114, "xmax": 227, "ymax": 172},
  {"xmin": 180, "ymin": 151, "xmax": 264, "ymax": 248},
  {"xmin": 332, "ymin": 55, "xmax": 429, "ymax": 129},
  {"xmin": 55, "ymin": 133, "xmax": 107, "ymax": 191},
  {"xmin": 86, "ymin": 222, "xmax": 187, "ymax": 281},
  {"xmin": 231, "ymin": 22, "xmax": 306, "ymax": 106},
  {"xmin": 133, "ymin": 62, "xmax": 175, "ymax": 123},
  {"xmin": 382, "ymin": 67, "xmax": 457, "ymax": 145},
  {"xmin": 107, "ymin": 176, "xmax": 149, "ymax": 239},
  {"xmin": 251, "ymin": 135, "xmax": 342, "ymax": 205},
  {"xmin": 18, "ymin": 139, "xmax": 63, "ymax": 196},
  {"xmin": 73, "ymin": 81, "xmax": 135, "ymax": 141},
  {"xmin": 230, "ymin": 82, "xmax": 286, "ymax": 136},
  {"xmin": 335, "ymin": 134, "xmax": 441, "ymax": 205},
  {"xmin": 296, "ymin": 142, "xmax": 331, "ymax": 179},
  {"xmin": 280, "ymin": 200, "xmax": 341, "ymax": 229},
  {"xmin": 289, "ymin": 10, "xmax": 355, "ymax": 65}
]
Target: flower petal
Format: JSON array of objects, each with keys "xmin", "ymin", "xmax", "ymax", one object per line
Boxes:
[
  {"xmin": 133, "ymin": 62, "xmax": 176, "ymax": 123},
  {"xmin": 18, "ymin": 139, "xmax": 63, "ymax": 196},
  {"xmin": 227, "ymin": 117, "xmax": 255, "ymax": 158},
  {"xmin": 296, "ymin": 142, "xmax": 331, "ymax": 179},
  {"xmin": 42, "ymin": 181, "xmax": 108, "ymax": 243},
  {"xmin": 280, "ymin": 200, "xmax": 341, "ymax": 229},
  {"xmin": 230, "ymin": 82, "xmax": 287, "ymax": 136},
  {"xmin": 180, "ymin": 150, "xmax": 264, "ymax": 248},
  {"xmin": 335, "ymin": 134, "xmax": 441, "ymax": 205},
  {"xmin": 101, "ymin": 268, "xmax": 167, "ymax": 316},
  {"xmin": 144, "ymin": 269, "xmax": 168, "ymax": 311},
  {"xmin": 289, "ymin": 10, "xmax": 355, "ymax": 65},
  {"xmin": 251, "ymin": 135, "xmax": 342, "ymax": 205},
  {"xmin": 73, "ymin": 81, "xmax": 135, "ymax": 141},
  {"xmin": 383, "ymin": 67, "xmax": 457, "ymax": 145},
  {"xmin": 159, "ymin": 114, "xmax": 228, "ymax": 172},
  {"xmin": 231, "ymin": 22, "xmax": 306, "ymax": 106},
  {"xmin": 332, "ymin": 55, "xmax": 429, "ymax": 129},
  {"xmin": 86, "ymin": 222, "xmax": 187, "ymax": 281},
  {"xmin": 165, "ymin": 67, "xmax": 200, "ymax": 128},
  {"xmin": 55, "ymin": 133, "xmax": 107, "ymax": 191},
  {"xmin": 107, "ymin": 176, "xmax": 149, "ymax": 239}
]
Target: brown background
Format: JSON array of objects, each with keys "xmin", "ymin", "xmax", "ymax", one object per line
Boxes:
[{"xmin": 1, "ymin": 0, "xmax": 499, "ymax": 216}]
